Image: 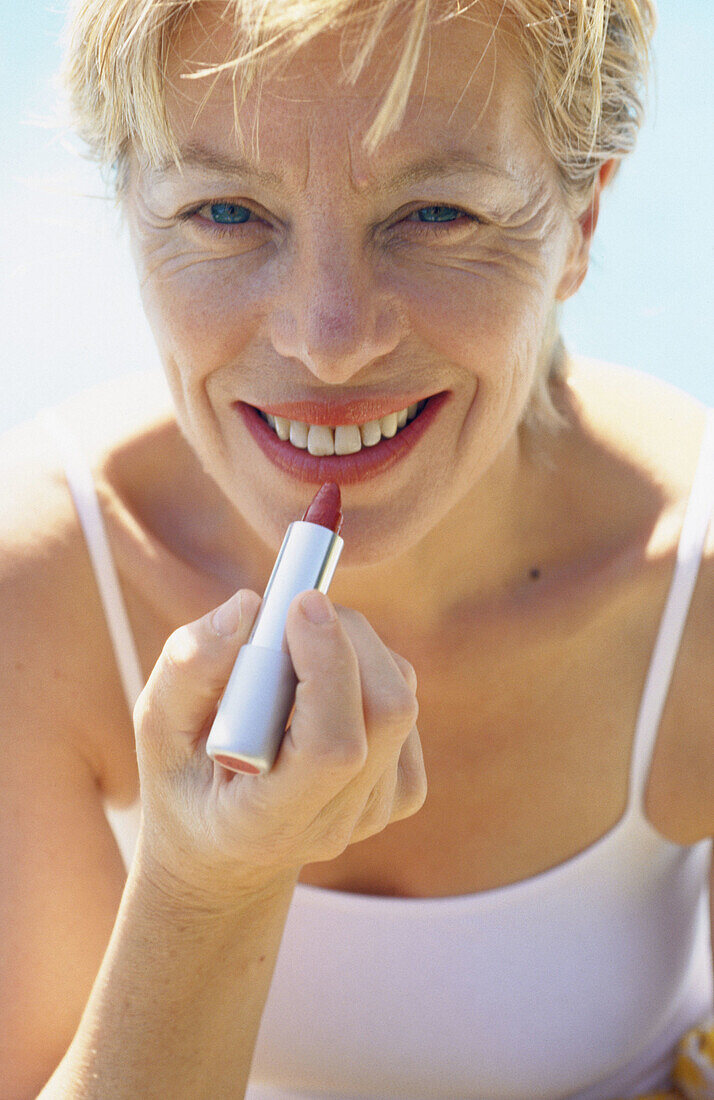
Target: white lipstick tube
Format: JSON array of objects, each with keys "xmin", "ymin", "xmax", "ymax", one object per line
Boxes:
[{"xmin": 206, "ymin": 520, "xmax": 344, "ymax": 774}]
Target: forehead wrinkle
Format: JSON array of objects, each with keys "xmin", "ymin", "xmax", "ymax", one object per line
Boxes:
[{"xmin": 152, "ymin": 140, "xmax": 526, "ymax": 203}]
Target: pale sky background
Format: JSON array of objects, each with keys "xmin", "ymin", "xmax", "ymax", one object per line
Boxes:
[{"xmin": 1, "ymin": 3, "xmax": 713, "ymax": 434}]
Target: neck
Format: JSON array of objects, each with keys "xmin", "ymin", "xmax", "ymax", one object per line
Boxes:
[{"xmin": 328, "ymin": 424, "xmax": 555, "ymax": 640}]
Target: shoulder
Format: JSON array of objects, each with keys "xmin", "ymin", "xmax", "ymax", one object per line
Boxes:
[
  {"xmin": 563, "ymin": 356, "xmax": 709, "ymax": 486},
  {"xmin": 0, "ymin": 372, "xmax": 172, "ymax": 804},
  {"xmin": 563, "ymin": 358, "xmax": 714, "ymax": 842},
  {"xmin": 559, "ymin": 357, "xmax": 711, "ymax": 565},
  {"xmin": 0, "ymin": 414, "xmax": 94, "ymax": 636}
]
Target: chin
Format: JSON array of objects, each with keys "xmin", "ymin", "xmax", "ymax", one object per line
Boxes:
[{"xmin": 337, "ymin": 529, "xmax": 414, "ymax": 569}]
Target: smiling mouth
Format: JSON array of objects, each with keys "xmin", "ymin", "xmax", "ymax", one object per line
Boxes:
[
  {"xmin": 254, "ymin": 398, "xmax": 430, "ymax": 456},
  {"xmin": 238, "ymin": 390, "xmax": 450, "ymax": 486}
]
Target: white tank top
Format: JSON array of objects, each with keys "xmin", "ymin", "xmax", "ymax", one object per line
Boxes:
[{"xmin": 42, "ymin": 405, "xmax": 714, "ymax": 1100}]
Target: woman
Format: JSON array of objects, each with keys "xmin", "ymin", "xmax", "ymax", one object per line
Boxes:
[{"xmin": 2, "ymin": 0, "xmax": 712, "ymax": 1097}]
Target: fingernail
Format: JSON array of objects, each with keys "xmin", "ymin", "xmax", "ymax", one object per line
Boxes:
[
  {"xmin": 300, "ymin": 590, "xmax": 336, "ymax": 624},
  {"xmin": 211, "ymin": 592, "xmax": 243, "ymax": 636}
]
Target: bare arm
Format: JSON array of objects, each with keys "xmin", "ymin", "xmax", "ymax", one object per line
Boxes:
[
  {"xmin": 38, "ymin": 587, "xmax": 424, "ymax": 1098},
  {"xmin": 40, "ymin": 855, "xmax": 297, "ymax": 1100},
  {"xmin": 0, "ymin": 716, "xmax": 291, "ymax": 1100},
  {"xmin": 1, "ymin": 561, "xmax": 424, "ymax": 1100},
  {"xmin": 0, "ymin": 733, "xmax": 127, "ymax": 1098},
  {"xmin": 0, "ymin": 645, "xmax": 292, "ymax": 1100}
]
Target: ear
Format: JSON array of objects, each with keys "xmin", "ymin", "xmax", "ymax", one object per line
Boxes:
[{"xmin": 555, "ymin": 158, "xmax": 618, "ymax": 301}]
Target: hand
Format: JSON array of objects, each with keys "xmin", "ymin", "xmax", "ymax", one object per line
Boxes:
[{"xmin": 132, "ymin": 588, "xmax": 426, "ymax": 908}]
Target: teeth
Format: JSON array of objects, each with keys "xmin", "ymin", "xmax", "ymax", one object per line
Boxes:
[
  {"xmin": 360, "ymin": 420, "xmax": 382, "ymax": 447},
  {"xmin": 380, "ymin": 412, "xmax": 398, "ymax": 438},
  {"xmin": 334, "ymin": 424, "xmax": 363, "ymax": 455},
  {"xmin": 274, "ymin": 415, "xmax": 291, "ymax": 441},
  {"xmin": 289, "ymin": 421, "xmax": 309, "ymax": 449},
  {"xmin": 260, "ymin": 400, "xmax": 428, "ymax": 455},
  {"xmin": 308, "ymin": 425, "xmax": 337, "ymax": 456}
]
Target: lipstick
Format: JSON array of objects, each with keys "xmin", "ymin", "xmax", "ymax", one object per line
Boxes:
[
  {"xmin": 237, "ymin": 391, "xmax": 449, "ymax": 486},
  {"xmin": 206, "ymin": 482, "xmax": 344, "ymax": 775}
]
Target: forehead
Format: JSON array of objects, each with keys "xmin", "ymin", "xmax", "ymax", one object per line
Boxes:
[{"xmin": 161, "ymin": 3, "xmax": 545, "ymax": 188}]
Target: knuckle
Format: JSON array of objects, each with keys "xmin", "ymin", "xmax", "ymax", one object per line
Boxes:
[
  {"xmin": 403, "ymin": 662, "xmax": 418, "ymax": 693},
  {"xmin": 161, "ymin": 626, "xmax": 197, "ymax": 675},
  {"xmin": 311, "ymin": 731, "xmax": 368, "ymax": 777},
  {"xmin": 316, "ymin": 817, "xmax": 355, "ymax": 861},
  {"xmin": 374, "ymin": 686, "xmax": 419, "ymax": 734},
  {"xmin": 392, "ymin": 653, "xmax": 418, "ymax": 693},
  {"xmin": 368, "ymin": 797, "xmax": 392, "ymax": 837},
  {"xmin": 159, "ymin": 624, "xmax": 227, "ymax": 694}
]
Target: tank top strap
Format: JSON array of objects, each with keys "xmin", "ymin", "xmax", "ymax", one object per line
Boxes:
[
  {"xmin": 628, "ymin": 408, "xmax": 714, "ymax": 808},
  {"xmin": 39, "ymin": 406, "xmax": 145, "ymax": 714}
]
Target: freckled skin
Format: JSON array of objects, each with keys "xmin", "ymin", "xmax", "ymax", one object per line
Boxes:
[
  {"xmin": 50, "ymin": 2, "xmax": 714, "ymax": 921},
  {"xmin": 124, "ymin": 3, "xmax": 591, "ymax": 621}
]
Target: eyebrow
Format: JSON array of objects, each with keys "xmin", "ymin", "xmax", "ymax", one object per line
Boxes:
[
  {"xmin": 154, "ymin": 144, "xmax": 284, "ymax": 188},
  {"xmin": 377, "ymin": 153, "xmax": 519, "ymax": 192},
  {"xmin": 154, "ymin": 142, "xmax": 520, "ymax": 194}
]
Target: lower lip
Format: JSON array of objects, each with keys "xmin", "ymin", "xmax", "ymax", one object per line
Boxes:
[{"xmin": 236, "ymin": 392, "xmax": 450, "ymax": 486}]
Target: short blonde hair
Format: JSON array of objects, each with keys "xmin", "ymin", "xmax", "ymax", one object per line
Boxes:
[{"xmin": 61, "ymin": 0, "xmax": 656, "ymax": 430}]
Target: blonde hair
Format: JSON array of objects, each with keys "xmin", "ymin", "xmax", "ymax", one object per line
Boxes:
[{"xmin": 61, "ymin": 0, "xmax": 657, "ymax": 431}]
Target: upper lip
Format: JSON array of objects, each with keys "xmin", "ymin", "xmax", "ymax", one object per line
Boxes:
[{"xmin": 243, "ymin": 391, "xmax": 442, "ymax": 426}]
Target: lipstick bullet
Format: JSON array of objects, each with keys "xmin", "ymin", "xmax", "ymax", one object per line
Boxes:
[{"xmin": 206, "ymin": 483, "xmax": 344, "ymax": 775}]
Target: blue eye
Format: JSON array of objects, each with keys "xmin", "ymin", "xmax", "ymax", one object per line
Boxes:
[
  {"xmin": 415, "ymin": 206, "xmax": 461, "ymax": 223},
  {"xmin": 208, "ymin": 203, "xmax": 252, "ymax": 224}
]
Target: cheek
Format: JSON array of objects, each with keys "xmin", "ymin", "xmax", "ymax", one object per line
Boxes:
[
  {"xmin": 401, "ymin": 247, "xmax": 555, "ymax": 391},
  {"xmin": 143, "ymin": 274, "xmax": 240, "ymax": 373},
  {"xmin": 134, "ymin": 234, "xmax": 272, "ymax": 377}
]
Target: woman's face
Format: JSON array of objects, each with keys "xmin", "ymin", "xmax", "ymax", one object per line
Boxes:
[{"xmin": 126, "ymin": 4, "xmax": 584, "ymax": 566}]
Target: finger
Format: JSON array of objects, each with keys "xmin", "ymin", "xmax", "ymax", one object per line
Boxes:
[
  {"xmin": 266, "ymin": 591, "xmax": 368, "ymax": 811},
  {"xmin": 349, "ymin": 760, "xmax": 399, "ymax": 845},
  {"xmin": 351, "ymin": 725, "xmax": 426, "ymax": 844},
  {"xmin": 390, "ymin": 725, "xmax": 428, "ymax": 823},
  {"xmin": 135, "ymin": 589, "xmax": 263, "ymax": 770},
  {"xmin": 273, "ymin": 602, "xmax": 418, "ymax": 849},
  {"xmin": 262, "ymin": 597, "xmax": 417, "ymax": 830},
  {"xmin": 290, "ymin": 605, "xmax": 418, "ymax": 787},
  {"xmin": 386, "ymin": 648, "xmax": 418, "ymax": 692},
  {"xmin": 337, "ymin": 609, "xmax": 419, "ymax": 771}
]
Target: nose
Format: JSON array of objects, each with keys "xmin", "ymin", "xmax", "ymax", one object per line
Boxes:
[{"xmin": 269, "ymin": 233, "xmax": 404, "ymax": 383}]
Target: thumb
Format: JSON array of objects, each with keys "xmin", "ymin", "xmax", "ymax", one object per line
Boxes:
[{"xmin": 135, "ymin": 589, "xmax": 263, "ymax": 767}]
